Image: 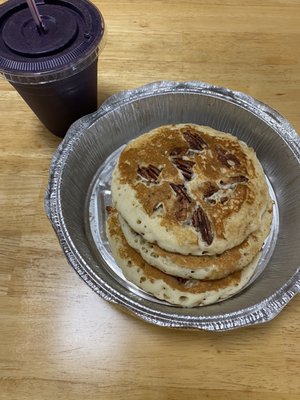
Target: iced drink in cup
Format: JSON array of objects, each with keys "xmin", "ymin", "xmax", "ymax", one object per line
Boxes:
[{"xmin": 0, "ymin": 0, "xmax": 105, "ymax": 137}]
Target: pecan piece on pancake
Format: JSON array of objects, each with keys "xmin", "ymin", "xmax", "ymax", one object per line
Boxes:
[
  {"xmin": 215, "ymin": 145, "xmax": 241, "ymax": 168},
  {"xmin": 220, "ymin": 196, "xmax": 229, "ymax": 204},
  {"xmin": 203, "ymin": 182, "xmax": 219, "ymax": 204},
  {"xmin": 182, "ymin": 130, "xmax": 207, "ymax": 151},
  {"xmin": 203, "ymin": 182, "xmax": 219, "ymax": 199},
  {"xmin": 192, "ymin": 206, "xmax": 213, "ymax": 245},
  {"xmin": 137, "ymin": 164, "xmax": 161, "ymax": 182},
  {"xmin": 228, "ymin": 175, "xmax": 248, "ymax": 183},
  {"xmin": 169, "ymin": 146, "xmax": 187, "ymax": 157},
  {"xmin": 175, "ymin": 203, "xmax": 189, "ymax": 222},
  {"xmin": 172, "ymin": 158, "xmax": 195, "ymax": 181},
  {"xmin": 170, "ymin": 183, "xmax": 191, "ymax": 203},
  {"xmin": 170, "ymin": 183, "xmax": 192, "ymax": 221},
  {"xmin": 220, "ymin": 175, "xmax": 249, "ymax": 185}
]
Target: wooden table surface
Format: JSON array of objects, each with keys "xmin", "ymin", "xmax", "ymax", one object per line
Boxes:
[{"xmin": 1, "ymin": 1, "xmax": 299, "ymax": 399}]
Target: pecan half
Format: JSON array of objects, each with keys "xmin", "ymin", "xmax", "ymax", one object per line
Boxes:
[
  {"xmin": 215, "ymin": 145, "xmax": 241, "ymax": 168},
  {"xmin": 137, "ymin": 164, "xmax": 161, "ymax": 182},
  {"xmin": 172, "ymin": 158, "xmax": 195, "ymax": 180},
  {"xmin": 175, "ymin": 203, "xmax": 188, "ymax": 221},
  {"xmin": 203, "ymin": 182, "xmax": 219, "ymax": 199},
  {"xmin": 169, "ymin": 147, "xmax": 186, "ymax": 157},
  {"xmin": 229, "ymin": 175, "xmax": 248, "ymax": 183},
  {"xmin": 182, "ymin": 130, "xmax": 207, "ymax": 151},
  {"xmin": 170, "ymin": 183, "xmax": 191, "ymax": 203},
  {"xmin": 170, "ymin": 184, "xmax": 191, "ymax": 221},
  {"xmin": 220, "ymin": 175, "xmax": 248, "ymax": 185},
  {"xmin": 192, "ymin": 206, "xmax": 213, "ymax": 245},
  {"xmin": 220, "ymin": 196, "xmax": 228, "ymax": 204}
]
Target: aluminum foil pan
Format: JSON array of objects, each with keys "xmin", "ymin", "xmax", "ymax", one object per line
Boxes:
[{"xmin": 45, "ymin": 81, "xmax": 300, "ymax": 331}]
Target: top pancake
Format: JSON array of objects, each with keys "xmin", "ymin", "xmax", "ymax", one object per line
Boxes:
[{"xmin": 111, "ymin": 124, "xmax": 270, "ymax": 255}]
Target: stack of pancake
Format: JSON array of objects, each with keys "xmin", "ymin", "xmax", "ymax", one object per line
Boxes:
[{"xmin": 106, "ymin": 124, "xmax": 273, "ymax": 307}]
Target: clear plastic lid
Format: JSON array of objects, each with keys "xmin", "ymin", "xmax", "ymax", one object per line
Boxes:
[{"xmin": 0, "ymin": 0, "xmax": 105, "ymax": 83}]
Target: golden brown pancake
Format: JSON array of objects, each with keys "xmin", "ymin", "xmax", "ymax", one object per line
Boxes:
[
  {"xmin": 118, "ymin": 201, "xmax": 272, "ymax": 280},
  {"xmin": 106, "ymin": 208, "xmax": 260, "ymax": 307},
  {"xmin": 111, "ymin": 124, "xmax": 271, "ymax": 255}
]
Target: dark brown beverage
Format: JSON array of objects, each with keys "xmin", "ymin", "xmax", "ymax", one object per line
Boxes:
[{"xmin": 0, "ymin": 0, "xmax": 105, "ymax": 137}]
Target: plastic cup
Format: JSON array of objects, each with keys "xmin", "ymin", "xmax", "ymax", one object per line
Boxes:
[{"xmin": 0, "ymin": 0, "xmax": 105, "ymax": 137}]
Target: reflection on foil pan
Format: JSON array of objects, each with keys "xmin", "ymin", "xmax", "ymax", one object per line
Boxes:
[{"xmin": 45, "ymin": 81, "xmax": 300, "ymax": 331}]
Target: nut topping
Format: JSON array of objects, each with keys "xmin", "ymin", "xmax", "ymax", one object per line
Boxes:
[
  {"xmin": 170, "ymin": 183, "xmax": 191, "ymax": 221},
  {"xmin": 203, "ymin": 182, "xmax": 219, "ymax": 199},
  {"xmin": 220, "ymin": 175, "xmax": 249, "ymax": 185},
  {"xmin": 175, "ymin": 203, "xmax": 188, "ymax": 221},
  {"xmin": 229, "ymin": 175, "xmax": 248, "ymax": 184},
  {"xmin": 172, "ymin": 158, "xmax": 195, "ymax": 180},
  {"xmin": 220, "ymin": 196, "xmax": 229, "ymax": 204},
  {"xmin": 137, "ymin": 164, "xmax": 161, "ymax": 182},
  {"xmin": 182, "ymin": 130, "xmax": 207, "ymax": 151},
  {"xmin": 169, "ymin": 147, "xmax": 186, "ymax": 157},
  {"xmin": 170, "ymin": 183, "xmax": 191, "ymax": 203},
  {"xmin": 192, "ymin": 206, "xmax": 213, "ymax": 245},
  {"xmin": 215, "ymin": 145, "xmax": 241, "ymax": 168}
]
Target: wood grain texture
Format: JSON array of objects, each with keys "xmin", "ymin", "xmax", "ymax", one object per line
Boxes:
[{"xmin": 0, "ymin": 1, "xmax": 299, "ymax": 399}]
